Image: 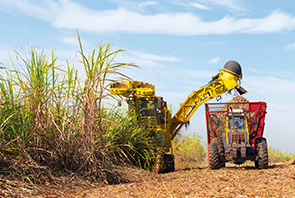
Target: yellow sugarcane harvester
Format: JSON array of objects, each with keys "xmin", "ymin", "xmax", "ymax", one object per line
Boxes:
[{"xmin": 110, "ymin": 60, "xmax": 246, "ymax": 173}]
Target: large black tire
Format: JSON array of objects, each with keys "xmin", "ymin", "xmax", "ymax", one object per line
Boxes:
[
  {"xmin": 213, "ymin": 137, "xmax": 226, "ymax": 168},
  {"xmin": 164, "ymin": 154, "xmax": 175, "ymax": 172},
  {"xmin": 208, "ymin": 142, "xmax": 220, "ymax": 169},
  {"xmin": 256, "ymin": 138, "xmax": 268, "ymax": 169}
]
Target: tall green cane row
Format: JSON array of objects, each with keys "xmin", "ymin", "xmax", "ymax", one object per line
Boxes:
[{"xmin": 0, "ymin": 35, "xmax": 158, "ymax": 184}]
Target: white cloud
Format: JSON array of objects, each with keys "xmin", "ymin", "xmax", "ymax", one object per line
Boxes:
[
  {"xmin": 138, "ymin": 1, "xmax": 158, "ymax": 7},
  {"xmin": 243, "ymin": 10, "xmax": 295, "ymax": 33},
  {"xmin": 207, "ymin": 56, "xmax": 220, "ymax": 64},
  {"xmin": 114, "ymin": 50, "xmax": 180, "ymax": 68},
  {"xmin": 0, "ymin": 0, "xmax": 58, "ymax": 21},
  {"xmin": 285, "ymin": 42, "xmax": 295, "ymax": 50},
  {"xmin": 170, "ymin": 0, "xmax": 243, "ymax": 13},
  {"xmin": 62, "ymin": 36, "xmax": 79, "ymax": 46},
  {"xmin": 243, "ymin": 75, "xmax": 295, "ymax": 102},
  {"xmin": 132, "ymin": 51, "xmax": 180, "ymax": 62},
  {"xmin": 206, "ymin": 0, "xmax": 245, "ymax": 13},
  {"xmin": 2, "ymin": 1, "xmax": 295, "ymax": 36},
  {"xmin": 191, "ymin": 2, "xmax": 211, "ymax": 10},
  {"xmin": 246, "ymin": 68, "xmax": 293, "ymax": 78},
  {"xmin": 53, "ymin": 7, "xmax": 295, "ymax": 35}
]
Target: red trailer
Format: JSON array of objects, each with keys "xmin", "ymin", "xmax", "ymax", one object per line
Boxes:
[{"xmin": 205, "ymin": 101, "xmax": 267, "ymax": 169}]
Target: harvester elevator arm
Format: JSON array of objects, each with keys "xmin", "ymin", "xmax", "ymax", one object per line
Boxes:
[{"xmin": 170, "ymin": 60, "xmax": 246, "ymax": 140}]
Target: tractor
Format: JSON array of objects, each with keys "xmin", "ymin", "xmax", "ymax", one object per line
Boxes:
[{"xmin": 205, "ymin": 101, "xmax": 268, "ymax": 169}]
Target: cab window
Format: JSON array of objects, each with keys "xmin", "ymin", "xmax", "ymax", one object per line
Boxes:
[{"xmin": 228, "ymin": 117, "xmax": 246, "ymax": 130}]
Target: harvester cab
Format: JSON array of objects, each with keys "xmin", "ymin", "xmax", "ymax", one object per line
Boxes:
[{"xmin": 135, "ymin": 97, "xmax": 158, "ymax": 127}]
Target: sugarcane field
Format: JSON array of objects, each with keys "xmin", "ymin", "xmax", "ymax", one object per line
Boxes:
[
  {"xmin": 1, "ymin": 1, "xmax": 295, "ymax": 197},
  {"xmin": 1, "ymin": 49, "xmax": 295, "ymax": 197}
]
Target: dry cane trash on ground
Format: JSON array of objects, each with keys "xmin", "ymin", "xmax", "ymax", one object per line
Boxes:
[
  {"xmin": 1, "ymin": 162, "xmax": 295, "ymax": 197},
  {"xmin": 80, "ymin": 163, "xmax": 295, "ymax": 198}
]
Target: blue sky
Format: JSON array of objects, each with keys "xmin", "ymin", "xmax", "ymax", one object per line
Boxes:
[{"xmin": 0, "ymin": 0, "xmax": 295, "ymax": 152}]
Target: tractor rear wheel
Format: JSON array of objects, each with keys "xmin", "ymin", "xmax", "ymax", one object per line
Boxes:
[
  {"xmin": 208, "ymin": 142, "xmax": 220, "ymax": 169},
  {"xmin": 256, "ymin": 138, "xmax": 268, "ymax": 169},
  {"xmin": 213, "ymin": 137, "xmax": 225, "ymax": 168}
]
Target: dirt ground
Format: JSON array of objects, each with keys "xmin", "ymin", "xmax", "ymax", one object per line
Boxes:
[
  {"xmin": 74, "ymin": 162, "xmax": 295, "ymax": 198},
  {"xmin": 2, "ymin": 162, "xmax": 295, "ymax": 197}
]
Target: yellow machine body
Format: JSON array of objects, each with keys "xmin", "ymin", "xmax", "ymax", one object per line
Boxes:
[
  {"xmin": 110, "ymin": 61, "xmax": 244, "ymax": 173},
  {"xmin": 170, "ymin": 69, "xmax": 241, "ymax": 141}
]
